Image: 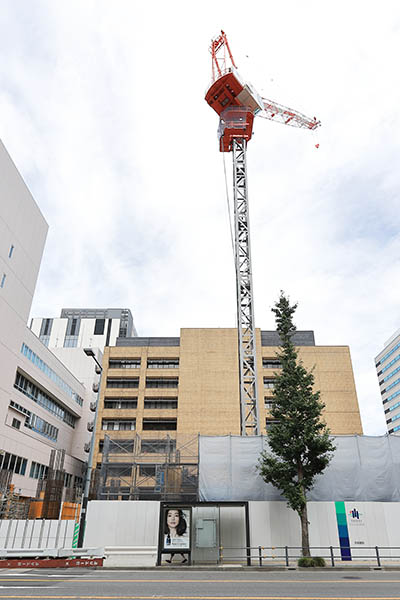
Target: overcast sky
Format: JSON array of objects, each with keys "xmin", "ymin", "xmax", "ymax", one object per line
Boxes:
[{"xmin": 1, "ymin": 1, "xmax": 399, "ymax": 435}]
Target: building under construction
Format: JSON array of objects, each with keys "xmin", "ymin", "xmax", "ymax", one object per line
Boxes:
[{"xmin": 93, "ymin": 328, "xmax": 362, "ymax": 501}]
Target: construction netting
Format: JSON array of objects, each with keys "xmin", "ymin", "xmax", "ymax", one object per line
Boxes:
[{"xmin": 199, "ymin": 434, "xmax": 400, "ymax": 502}]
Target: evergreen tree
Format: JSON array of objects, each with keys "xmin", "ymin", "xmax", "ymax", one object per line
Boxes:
[{"xmin": 258, "ymin": 292, "xmax": 335, "ymax": 557}]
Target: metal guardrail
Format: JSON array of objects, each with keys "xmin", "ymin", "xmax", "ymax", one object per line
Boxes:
[{"xmin": 219, "ymin": 545, "xmax": 400, "ymax": 567}]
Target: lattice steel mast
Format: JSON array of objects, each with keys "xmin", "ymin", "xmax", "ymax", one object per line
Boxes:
[
  {"xmin": 205, "ymin": 31, "xmax": 320, "ymax": 435},
  {"xmin": 232, "ymin": 137, "xmax": 259, "ymax": 434}
]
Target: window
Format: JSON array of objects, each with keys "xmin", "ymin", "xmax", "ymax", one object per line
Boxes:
[
  {"xmin": 25, "ymin": 412, "xmax": 58, "ymax": 442},
  {"xmin": 139, "ymin": 465, "xmax": 156, "ymax": 477},
  {"xmin": 385, "ymin": 377, "xmax": 400, "ymax": 393},
  {"xmin": 263, "ymin": 359, "xmax": 282, "ymax": 369},
  {"xmin": 109, "ymin": 359, "xmax": 141, "ymax": 369},
  {"xmin": 264, "ymin": 398, "xmax": 274, "ymax": 410},
  {"xmin": 102, "ymin": 419, "xmax": 136, "ymax": 431},
  {"xmin": 0, "ymin": 450, "xmax": 27, "ymax": 475},
  {"xmin": 104, "ymin": 439, "xmax": 135, "ymax": 453},
  {"xmin": 29, "ymin": 461, "xmax": 48, "ymax": 479},
  {"xmin": 266, "ymin": 418, "xmax": 280, "ymax": 432},
  {"xmin": 10, "ymin": 400, "xmax": 30, "ymax": 417},
  {"xmin": 40, "ymin": 318, "xmax": 53, "ymax": 337},
  {"xmin": 94, "ymin": 319, "xmax": 105, "ymax": 335},
  {"xmin": 378, "ymin": 342, "xmax": 400, "ymax": 367},
  {"xmin": 8, "ymin": 245, "xmax": 14, "ymax": 258},
  {"xmin": 11, "ymin": 418, "xmax": 21, "ymax": 429},
  {"xmin": 20, "ymin": 343, "xmax": 84, "ymax": 406},
  {"xmin": 381, "ymin": 353, "xmax": 400, "ymax": 375},
  {"xmin": 141, "ymin": 439, "xmax": 176, "ymax": 453},
  {"xmin": 106, "ymin": 377, "xmax": 139, "ymax": 389},
  {"xmin": 382, "ymin": 364, "xmax": 400, "ymax": 384},
  {"xmin": 142, "ymin": 418, "xmax": 177, "ymax": 431},
  {"xmin": 104, "ymin": 398, "xmax": 138, "ymax": 409},
  {"xmin": 264, "ymin": 378, "xmax": 275, "ymax": 389},
  {"xmin": 14, "ymin": 372, "xmax": 77, "ymax": 427},
  {"xmin": 64, "ymin": 317, "xmax": 80, "ymax": 348},
  {"xmin": 144, "ymin": 397, "xmax": 178, "ymax": 409},
  {"xmin": 0, "ymin": 273, "xmax": 6, "ymax": 288},
  {"xmin": 145, "ymin": 377, "xmax": 178, "ymax": 389},
  {"xmin": 147, "ymin": 358, "xmax": 179, "ymax": 369},
  {"xmin": 63, "ymin": 472, "xmax": 73, "ymax": 487}
]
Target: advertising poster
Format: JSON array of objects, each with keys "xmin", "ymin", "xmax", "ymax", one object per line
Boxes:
[{"xmin": 163, "ymin": 507, "xmax": 191, "ymax": 551}]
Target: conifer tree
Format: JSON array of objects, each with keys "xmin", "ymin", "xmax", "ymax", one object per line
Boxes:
[{"xmin": 258, "ymin": 292, "xmax": 335, "ymax": 557}]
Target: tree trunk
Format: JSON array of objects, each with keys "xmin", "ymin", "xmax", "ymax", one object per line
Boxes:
[{"xmin": 300, "ymin": 502, "xmax": 310, "ymax": 557}]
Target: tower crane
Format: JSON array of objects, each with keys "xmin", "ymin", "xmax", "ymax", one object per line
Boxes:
[{"xmin": 205, "ymin": 31, "xmax": 320, "ymax": 436}]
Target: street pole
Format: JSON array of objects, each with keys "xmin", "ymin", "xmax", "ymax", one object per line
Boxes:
[{"xmin": 77, "ymin": 348, "xmax": 102, "ymax": 548}]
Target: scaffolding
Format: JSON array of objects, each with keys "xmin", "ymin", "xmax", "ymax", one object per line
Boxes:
[
  {"xmin": 0, "ymin": 471, "xmax": 31, "ymax": 520},
  {"xmin": 36, "ymin": 449, "xmax": 65, "ymax": 519},
  {"xmin": 97, "ymin": 433, "xmax": 199, "ymax": 502}
]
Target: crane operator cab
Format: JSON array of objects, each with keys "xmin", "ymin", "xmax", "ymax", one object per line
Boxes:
[{"xmin": 218, "ymin": 106, "xmax": 255, "ymax": 152}]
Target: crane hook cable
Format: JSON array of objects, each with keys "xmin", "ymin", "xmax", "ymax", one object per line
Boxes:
[{"xmin": 222, "ymin": 150, "xmax": 235, "ymax": 260}]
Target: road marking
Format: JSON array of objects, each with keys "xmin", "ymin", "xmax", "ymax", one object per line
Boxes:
[
  {"xmin": 1, "ymin": 578, "xmax": 400, "ymax": 583},
  {"xmin": 1, "ymin": 596, "xmax": 400, "ymax": 600}
]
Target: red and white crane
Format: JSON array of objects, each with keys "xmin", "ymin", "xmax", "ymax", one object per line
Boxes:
[{"xmin": 205, "ymin": 31, "xmax": 320, "ymax": 436}]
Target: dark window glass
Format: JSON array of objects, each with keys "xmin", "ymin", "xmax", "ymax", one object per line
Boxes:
[
  {"xmin": 141, "ymin": 439, "xmax": 176, "ymax": 453},
  {"xmin": 142, "ymin": 418, "xmax": 177, "ymax": 431},
  {"xmin": 94, "ymin": 319, "xmax": 105, "ymax": 335},
  {"xmin": 144, "ymin": 397, "xmax": 178, "ymax": 409},
  {"xmin": 109, "ymin": 359, "xmax": 141, "ymax": 369},
  {"xmin": 266, "ymin": 418, "xmax": 280, "ymax": 432},
  {"xmin": 139, "ymin": 465, "xmax": 156, "ymax": 476},
  {"xmin": 11, "ymin": 418, "xmax": 21, "ymax": 429},
  {"xmin": 106, "ymin": 378, "xmax": 139, "ymax": 389},
  {"xmin": 147, "ymin": 358, "xmax": 179, "ymax": 369},
  {"xmin": 104, "ymin": 398, "xmax": 138, "ymax": 409},
  {"xmin": 264, "ymin": 378, "xmax": 275, "ymax": 389},
  {"xmin": 13, "ymin": 372, "xmax": 76, "ymax": 427},
  {"xmin": 145, "ymin": 378, "xmax": 178, "ymax": 389},
  {"xmin": 262, "ymin": 359, "xmax": 282, "ymax": 369}
]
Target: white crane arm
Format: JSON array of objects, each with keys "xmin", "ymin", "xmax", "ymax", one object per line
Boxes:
[{"xmin": 259, "ymin": 98, "xmax": 321, "ymax": 130}]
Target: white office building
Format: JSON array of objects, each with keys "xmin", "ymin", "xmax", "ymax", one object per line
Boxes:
[
  {"xmin": 30, "ymin": 308, "xmax": 136, "ymax": 458},
  {"xmin": 0, "ymin": 140, "xmax": 88, "ymax": 498},
  {"xmin": 375, "ymin": 329, "xmax": 400, "ymax": 434},
  {"xmin": 30, "ymin": 308, "xmax": 135, "ymax": 350}
]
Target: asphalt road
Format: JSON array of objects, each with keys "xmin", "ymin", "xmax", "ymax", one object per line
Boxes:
[{"xmin": 0, "ymin": 568, "xmax": 400, "ymax": 600}]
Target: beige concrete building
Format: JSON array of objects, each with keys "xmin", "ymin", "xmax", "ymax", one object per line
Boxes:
[{"xmin": 93, "ymin": 328, "xmax": 362, "ymax": 476}]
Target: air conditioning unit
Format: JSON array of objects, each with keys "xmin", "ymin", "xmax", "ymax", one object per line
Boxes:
[
  {"xmin": 84, "ymin": 442, "xmax": 90, "ymax": 453},
  {"xmin": 92, "ymin": 382, "xmax": 99, "ymax": 393},
  {"xmin": 87, "ymin": 421, "xmax": 94, "ymax": 432},
  {"xmin": 90, "ymin": 401, "xmax": 97, "ymax": 412}
]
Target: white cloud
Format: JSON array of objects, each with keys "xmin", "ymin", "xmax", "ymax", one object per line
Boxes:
[{"xmin": 1, "ymin": 0, "xmax": 399, "ymax": 434}]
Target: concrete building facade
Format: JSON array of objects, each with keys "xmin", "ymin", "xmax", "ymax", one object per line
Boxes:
[
  {"xmin": 30, "ymin": 308, "xmax": 136, "ymax": 350},
  {"xmin": 29, "ymin": 308, "xmax": 137, "ymax": 474},
  {"xmin": 375, "ymin": 329, "xmax": 400, "ymax": 434},
  {"xmin": 93, "ymin": 328, "xmax": 363, "ymax": 476},
  {"xmin": 0, "ymin": 140, "xmax": 87, "ymax": 498}
]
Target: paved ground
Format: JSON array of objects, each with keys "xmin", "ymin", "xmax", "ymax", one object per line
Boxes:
[{"xmin": 1, "ymin": 569, "xmax": 400, "ymax": 600}]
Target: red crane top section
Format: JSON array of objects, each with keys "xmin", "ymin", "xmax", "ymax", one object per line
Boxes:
[{"xmin": 205, "ymin": 30, "xmax": 321, "ymax": 152}]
